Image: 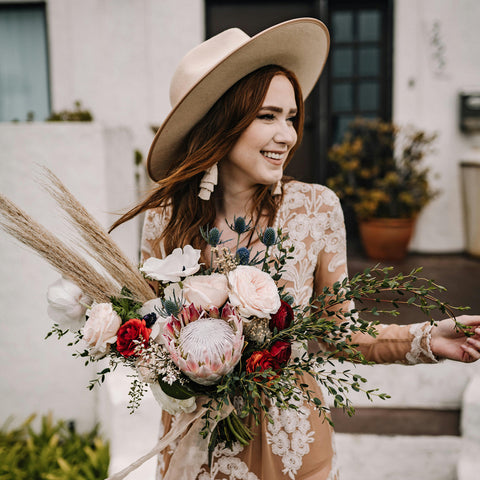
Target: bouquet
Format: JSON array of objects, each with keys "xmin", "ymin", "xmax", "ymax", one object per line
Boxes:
[{"xmin": 0, "ymin": 168, "xmax": 468, "ymax": 480}]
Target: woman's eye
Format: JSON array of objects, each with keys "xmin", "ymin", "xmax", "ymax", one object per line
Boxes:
[
  {"xmin": 257, "ymin": 113, "xmax": 275, "ymax": 121},
  {"xmin": 287, "ymin": 116, "xmax": 296, "ymax": 124}
]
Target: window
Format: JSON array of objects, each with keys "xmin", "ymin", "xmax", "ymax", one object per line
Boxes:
[
  {"xmin": 0, "ymin": 3, "xmax": 50, "ymax": 122},
  {"xmin": 328, "ymin": 1, "xmax": 392, "ymax": 145}
]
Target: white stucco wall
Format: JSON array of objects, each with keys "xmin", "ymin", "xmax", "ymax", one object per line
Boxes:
[
  {"xmin": 393, "ymin": 0, "xmax": 480, "ymax": 252},
  {"xmin": 0, "ymin": 123, "xmax": 137, "ymax": 430},
  {"xmin": 0, "ymin": 0, "xmax": 204, "ymax": 430},
  {"xmin": 46, "ymin": 0, "xmax": 204, "ymax": 156}
]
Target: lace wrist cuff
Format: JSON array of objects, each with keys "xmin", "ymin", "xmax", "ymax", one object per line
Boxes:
[{"xmin": 405, "ymin": 322, "xmax": 438, "ymax": 365}]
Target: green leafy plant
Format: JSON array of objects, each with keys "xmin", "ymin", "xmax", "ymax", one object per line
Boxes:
[
  {"xmin": 327, "ymin": 118, "xmax": 438, "ymax": 219},
  {"xmin": 46, "ymin": 101, "xmax": 93, "ymax": 122},
  {"xmin": 0, "ymin": 414, "xmax": 109, "ymax": 479}
]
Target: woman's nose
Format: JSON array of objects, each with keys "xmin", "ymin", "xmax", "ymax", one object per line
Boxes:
[{"xmin": 273, "ymin": 122, "xmax": 297, "ymax": 146}]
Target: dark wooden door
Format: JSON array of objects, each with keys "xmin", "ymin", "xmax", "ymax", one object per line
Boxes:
[{"xmin": 205, "ymin": 0, "xmax": 393, "ymax": 189}]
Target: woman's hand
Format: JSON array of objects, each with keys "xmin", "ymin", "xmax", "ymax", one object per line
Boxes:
[{"xmin": 430, "ymin": 315, "xmax": 480, "ymax": 362}]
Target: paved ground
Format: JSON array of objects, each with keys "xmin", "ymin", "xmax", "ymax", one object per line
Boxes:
[{"xmin": 347, "ymin": 244, "xmax": 480, "ymax": 325}]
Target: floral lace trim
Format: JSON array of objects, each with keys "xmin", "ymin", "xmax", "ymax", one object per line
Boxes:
[
  {"xmin": 266, "ymin": 398, "xmax": 315, "ymax": 479},
  {"xmin": 197, "ymin": 442, "xmax": 259, "ymax": 480},
  {"xmin": 405, "ymin": 322, "xmax": 438, "ymax": 364},
  {"xmin": 274, "ymin": 182, "xmax": 347, "ymax": 306}
]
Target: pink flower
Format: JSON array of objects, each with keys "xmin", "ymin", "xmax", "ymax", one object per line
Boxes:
[
  {"xmin": 183, "ymin": 273, "xmax": 229, "ymax": 309},
  {"xmin": 228, "ymin": 266, "xmax": 281, "ymax": 318},
  {"xmin": 82, "ymin": 303, "xmax": 121, "ymax": 357},
  {"xmin": 163, "ymin": 303, "xmax": 243, "ymax": 386}
]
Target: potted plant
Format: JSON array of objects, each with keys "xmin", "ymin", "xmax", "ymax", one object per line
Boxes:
[{"xmin": 327, "ymin": 118, "xmax": 438, "ymax": 261}]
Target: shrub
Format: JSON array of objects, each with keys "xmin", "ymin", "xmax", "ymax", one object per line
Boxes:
[
  {"xmin": 327, "ymin": 118, "xmax": 438, "ymax": 219},
  {"xmin": 0, "ymin": 414, "xmax": 109, "ymax": 479}
]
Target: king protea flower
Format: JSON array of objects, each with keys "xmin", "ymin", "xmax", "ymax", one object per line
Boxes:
[{"xmin": 163, "ymin": 303, "xmax": 243, "ymax": 386}]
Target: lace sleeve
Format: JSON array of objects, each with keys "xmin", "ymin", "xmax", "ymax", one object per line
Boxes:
[
  {"xmin": 140, "ymin": 207, "xmax": 169, "ymax": 262},
  {"xmin": 312, "ymin": 192, "xmax": 437, "ymax": 365}
]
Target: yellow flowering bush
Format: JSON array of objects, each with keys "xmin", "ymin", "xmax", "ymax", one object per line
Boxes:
[{"xmin": 327, "ymin": 118, "xmax": 438, "ymax": 219}]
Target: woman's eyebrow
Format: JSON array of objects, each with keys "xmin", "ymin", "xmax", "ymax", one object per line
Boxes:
[{"xmin": 259, "ymin": 105, "xmax": 298, "ymax": 114}]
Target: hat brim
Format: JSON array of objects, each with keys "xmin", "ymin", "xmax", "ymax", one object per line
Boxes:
[{"xmin": 147, "ymin": 18, "xmax": 330, "ymax": 182}]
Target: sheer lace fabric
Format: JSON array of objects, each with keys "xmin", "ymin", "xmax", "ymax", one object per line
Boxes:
[{"xmin": 141, "ymin": 181, "xmax": 436, "ymax": 480}]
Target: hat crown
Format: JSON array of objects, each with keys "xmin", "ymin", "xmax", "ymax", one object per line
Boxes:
[{"xmin": 169, "ymin": 28, "xmax": 251, "ymax": 107}]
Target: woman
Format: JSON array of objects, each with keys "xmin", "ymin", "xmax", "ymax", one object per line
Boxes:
[{"xmin": 111, "ymin": 18, "xmax": 480, "ymax": 480}]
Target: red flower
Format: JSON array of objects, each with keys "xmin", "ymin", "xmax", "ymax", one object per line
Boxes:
[
  {"xmin": 269, "ymin": 340, "xmax": 291, "ymax": 365},
  {"xmin": 246, "ymin": 350, "xmax": 279, "ymax": 381},
  {"xmin": 116, "ymin": 318, "xmax": 151, "ymax": 357},
  {"xmin": 269, "ymin": 300, "xmax": 294, "ymax": 332}
]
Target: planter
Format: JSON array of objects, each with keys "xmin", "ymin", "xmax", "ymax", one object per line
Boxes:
[{"xmin": 358, "ymin": 218, "xmax": 416, "ymax": 261}]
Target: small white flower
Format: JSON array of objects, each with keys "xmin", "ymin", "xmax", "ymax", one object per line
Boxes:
[
  {"xmin": 140, "ymin": 245, "xmax": 201, "ymax": 282},
  {"xmin": 149, "ymin": 382, "xmax": 196, "ymax": 415},
  {"xmin": 46, "ymin": 277, "xmax": 91, "ymax": 331}
]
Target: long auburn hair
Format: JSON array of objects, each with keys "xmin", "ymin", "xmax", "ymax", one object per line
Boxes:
[{"xmin": 110, "ymin": 65, "xmax": 304, "ymax": 258}]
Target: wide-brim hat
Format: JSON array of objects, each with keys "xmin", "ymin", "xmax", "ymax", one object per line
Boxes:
[{"xmin": 147, "ymin": 17, "xmax": 330, "ymax": 182}]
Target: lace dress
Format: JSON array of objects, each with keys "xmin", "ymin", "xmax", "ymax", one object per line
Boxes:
[{"xmin": 140, "ymin": 180, "xmax": 437, "ymax": 480}]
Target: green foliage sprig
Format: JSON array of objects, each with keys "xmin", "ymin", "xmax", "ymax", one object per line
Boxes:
[{"xmin": 198, "ymin": 257, "xmax": 467, "ymax": 446}]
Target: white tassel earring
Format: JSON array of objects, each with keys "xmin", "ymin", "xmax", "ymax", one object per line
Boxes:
[
  {"xmin": 198, "ymin": 163, "xmax": 218, "ymax": 201},
  {"xmin": 272, "ymin": 180, "xmax": 282, "ymax": 196}
]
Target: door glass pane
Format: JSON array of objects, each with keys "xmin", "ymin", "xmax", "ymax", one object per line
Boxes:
[
  {"xmin": 331, "ymin": 47, "xmax": 354, "ymax": 78},
  {"xmin": 332, "ymin": 11, "xmax": 353, "ymax": 43},
  {"xmin": 332, "ymin": 83, "xmax": 353, "ymax": 112},
  {"xmin": 358, "ymin": 46, "xmax": 380, "ymax": 76},
  {"xmin": 358, "ymin": 10, "xmax": 381, "ymax": 42},
  {"xmin": 358, "ymin": 81, "xmax": 379, "ymax": 111},
  {"xmin": 0, "ymin": 5, "xmax": 50, "ymax": 122},
  {"xmin": 332, "ymin": 114, "xmax": 356, "ymax": 144}
]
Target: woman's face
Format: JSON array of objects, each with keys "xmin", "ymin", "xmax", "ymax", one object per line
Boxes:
[{"xmin": 222, "ymin": 75, "xmax": 298, "ymax": 190}]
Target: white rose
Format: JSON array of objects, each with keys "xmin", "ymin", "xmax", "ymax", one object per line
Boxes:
[
  {"xmin": 46, "ymin": 277, "xmax": 91, "ymax": 331},
  {"xmin": 149, "ymin": 382, "xmax": 196, "ymax": 415},
  {"xmin": 140, "ymin": 245, "xmax": 201, "ymax": 282},
  {"xmin": 183, "ymin": 273, "xmax": 229, "ymax": 309},
  {"xmin": 82, "ymin": 303, "xmax": 122, "ymax": 357},
  {"xmin": 228, "ymin": 266, "xmax": 281, "ymax": 319}
]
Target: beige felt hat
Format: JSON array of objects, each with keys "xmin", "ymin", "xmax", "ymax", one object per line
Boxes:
[{"xmin": 147, "ymin": 17, "xmax": 330, "ymax": 182}]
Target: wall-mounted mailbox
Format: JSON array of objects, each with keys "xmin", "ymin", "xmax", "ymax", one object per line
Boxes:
[{"xmin": 460, "ymin": 91, "xmax": 480, "ymax": 133}]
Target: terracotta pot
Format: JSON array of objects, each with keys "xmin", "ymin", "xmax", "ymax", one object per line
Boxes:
[{"xmin": 358, "ymin": 218, "xmax": 416, "ymax": 261}]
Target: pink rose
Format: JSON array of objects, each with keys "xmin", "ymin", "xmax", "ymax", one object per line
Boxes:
[
  {"xmin": 82, "ymin": 303, "xmax": 122, "ymax": 357},
  {"xmin": 228, "ymin": 266, "xmax": 281, "ymax": 319},
  {"xmin": 183, "ymin": 273, "xmax": 229, "ymax": 309}
]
